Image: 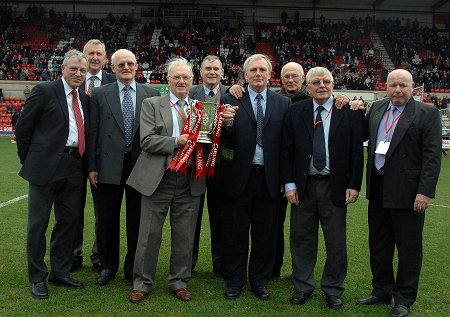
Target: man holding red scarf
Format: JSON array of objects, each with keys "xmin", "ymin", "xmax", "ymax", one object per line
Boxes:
[{"xmin": 126, "ymin": 57, "xmax": 235, "ymax": 303}]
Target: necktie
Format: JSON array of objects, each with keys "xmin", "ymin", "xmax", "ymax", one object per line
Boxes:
[
  {"xmin": 122, "ymin": 86, "xmax": 134, "ymax": 147},
  {"xmin": 313, "ymin": 105, "xmax": 326, "ymax": 172},
  {"xmin": 71, "ymin": 90, "xmax": 85, "ymax": 156},
  {"xmin": 208, "ymin": 90, "xmax": 215, "ymax": 97},
  {"xmin": 256, "ymin": 94, "xmax": 264, "ymax": 146},
  {"xmin": 374, "ymin": 106, "xmax": 395, "ymax": 170},
  {"xmin": 177, "ymin": 100, "xmax": 187, "ymax": 131},
  {"xmin": 88, "ymin": 76, "xmax": 96, "ymax": 95}
]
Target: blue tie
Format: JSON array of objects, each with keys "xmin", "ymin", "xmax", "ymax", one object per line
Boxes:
[
  {"xmin": 122, "ymin": 86, "xmax": 134, "ymax": 147},
  {"xmin": 313, "ymin": 105, "xmax": 326, "ymax": 172},
  {"xmin": 256, "ymin": 94, "xmax": 264, "ymax": 146}
]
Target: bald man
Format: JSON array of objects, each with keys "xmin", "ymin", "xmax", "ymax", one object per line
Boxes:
[{"xmin": 357, "ymin": 69, "xmax": 441, "ymax": 317}]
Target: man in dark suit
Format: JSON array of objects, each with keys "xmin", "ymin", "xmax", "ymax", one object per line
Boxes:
[
  {"xmin": 357, "ymin": 69, "xmax": 441, "ymax": 317},
  {"xmin": 72, "ymin": 39, "xmax": 117, "ymax": 273},
  {"xmin": 219, "ymin": 54, "xmax": 291, "ymax": 301},
  {"xmin": 188, "ymin": 55, "xmax": 229, "ymax": 275},
  {"xmin": 87, "ymin": 49, "xmax": 160, "ymax": 286},
  {"xmin": 127, "ymin": 57, "xmax": 235, "ymax": 303},
  {"xmin": 15, "ymin": 49, "xmax": 89, "ymax": 299},
  {"xmin": 281, "ymin": 67, "xmax": 364, "ymax": 310}
]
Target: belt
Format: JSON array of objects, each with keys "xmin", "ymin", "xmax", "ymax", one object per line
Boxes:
[
  {"xmin": 64, "ymin": 147, "xmax": 80, "ymax": 156},
  {"xmin": 251, "ymin": 164, "xmax": 265, "ymax": 172},
  {"xmin": 308, "ymin": 174, "xmax": 330, "ymax": 180}
]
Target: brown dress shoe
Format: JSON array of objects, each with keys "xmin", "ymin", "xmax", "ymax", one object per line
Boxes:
[
  {"xmin": 129, "ymin": 290, "xmax": 147, "ymax": 303},
  {"xmin": 174, "ymin": 288, "xmax": 192, "ymax": 301}
]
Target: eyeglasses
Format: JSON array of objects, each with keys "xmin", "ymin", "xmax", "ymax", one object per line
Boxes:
[
  {"xmin": 169, "ymin": 75, "xmax": 193, "ymax": 82},
  {"xmin": 116, "ymin": 62, "xmax": 136, "ymax": 69},
  {"xmin": 309, "ymin": 79, "xmax": 333, "ymax": 86}
]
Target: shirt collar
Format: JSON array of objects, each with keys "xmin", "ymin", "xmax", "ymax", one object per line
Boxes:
[
  {"xmin": 86, "ymin": 70, "xmax": 102, "ymax": 82},
  {"xmin": 62, "ymin": 77, "xmax": 77, "ymax": 96},
  {"xmin": 202, "ymin": 84, "xmax": 220, "ymax": 96},
  {"xmin": 388, "ymin": 101, "xmax": 405, "ymax": 114},
  {"xmin": 313, "ymin": 96, "xmax": 334, "ymax": 112},
  {"xmin": 169, "ymin": 91, "xmax": 189, "ymax": 106},
  {"xmin": 248, "ymin": 87, "xmax": 267, "ymax": 102},
  {"xmin": 117, "ymin": 80, "xmax": 136, "ymax": 92}
]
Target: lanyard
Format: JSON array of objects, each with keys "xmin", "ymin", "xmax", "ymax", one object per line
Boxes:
[
  {"xmin": 384, "ymin": 107, "xmax": 402, "ymax": 141},
  {"xmin": 170, "ymin": 98, "xmax": 187, "ymax": 122},
  {"xmin": 203, "ymin": 86, "xmax": 220, "ymax": 103},
  {"xmin": 313, "ymin": 106, "xmax": 333, "ymax": 128}
]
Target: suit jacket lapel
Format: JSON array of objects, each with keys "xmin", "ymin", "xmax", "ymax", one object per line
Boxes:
[
  {"xmin": 107, "ymin": 83, "xmax": 125, "ymax": 135},
  {"xmin": 369, "ymin": 100, "xmax": 389, "ymax": 157},
  {"xmin": 55, "ymin": 79, "xmax": 69, "ymax": 124},
  {"xmin": 194, "ymin": 86, "xmax": 206, "ymax": 101},
  {"xmin": 386, "ymin": 98, "xmax": 415, "ymax": 161},
  {"xmin": 302, "ymin": 99, "xmax": 314, "ymax": 139},
  {"xmin": 134, "ymin": 84, "xmax": 145, "ymax": 137},
  {"xmin": 241, "ymin": 93, "xmax": 256, "ymax": 123},
  {"xmin": 263, "ymin": 90, "xmax": 274, "ymax": 129},
  {"xmin": 160, "ymin": 95, "xmax": 173, "ymax": 136},
  {"xmin": 329, "ymin": 101, "xmax": 342, "ymax": 140}
]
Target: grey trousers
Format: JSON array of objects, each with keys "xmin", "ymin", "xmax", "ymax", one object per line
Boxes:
[{"xmin": 132, "ymin": 170, "xmax": 200, "ymax": 293}]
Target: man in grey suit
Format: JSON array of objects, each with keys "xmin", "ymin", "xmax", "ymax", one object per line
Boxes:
[
  {"xmin": 357, "ymin": 69, "xmax": 441, "ymax": 317},
  {"xmin": 16, "ymin": 50, "xmax": 88, "ymax": 299},
  {"xmin": 87, "ymin": 49, "xmax": 160, "ymax": 286},
  {"xmin": 189, "ymin": 55, "xmax": 229, "ymax": 274},
  {"xmin": 127, "ymin": 57, "xmax": 235, "ymax": 303},
  {"xmin": 72, "ymin": 39, "xmax": 117, "ymax": 273}
]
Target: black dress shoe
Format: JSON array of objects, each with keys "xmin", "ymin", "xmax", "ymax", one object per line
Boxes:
[
  {"xmin": 389, "ymin": 304, "xmax": 410, "ymax": 317},
  {"xmin": 224, "ymin": 286, "xmax": 242, "ymax": 299},
  {"xmin": 290, "ymin": 291, "xmax": 313, "ymax": 305},
  {"xmin": 326, "ymin": 295, "xmax": 343, "ymax": 310},
  {"xmin": 96, "ymin": 269, "xmax": 116, "ymax": 286},
  {"xmin": 92, "ymin": 262, "xmax": 102, "ymax": 273},
  {"xmin": 357, "ymin": 295, "xmax": 392, "ymax": 305},
  {"xmin": 48, "ymin": 276, "xmax": 84, "ymax": 289},
  {"xmin": 70, "ymin": 261, "xmax": 82, "ymax": 272},
  {"xmin": 251, "ymin": 286, "xmax": 270, "ymax": 300},
  {"xmin": 31, "ymin": 281, "xmax": 48, "ymax": 299}
]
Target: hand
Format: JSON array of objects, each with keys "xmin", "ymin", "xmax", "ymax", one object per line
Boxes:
[
  {"xmin": 88, "ymin": 171, "xmax": 98, "ymax": 188},
  {"xmin": 285, "ymin": 189, "xmax": 299, "ymax": 206},
  {"xmin": 177, "ymin": 134, "xmax": 189, "ymax": 147},
  {"xmin": 223, "ymin": 105, "xmax": 238, "ymax": 124},
  {"xmin": 345, "ymin": 188, "xmax": 359, "ymax": 205},
  {"xmin": 229, "ymin": 85, "xmax": 245, "ymax": 99},
  {"xmin": 348, "ymin": 100, "xmax": 365, "ymax": 111},
  {"xmin": 334, "ymin": 94, "xmax": 350, "ymax": 109},
  {"xmin": 414, "ymin": 193, "xmax": 431, "ymax": 213}
]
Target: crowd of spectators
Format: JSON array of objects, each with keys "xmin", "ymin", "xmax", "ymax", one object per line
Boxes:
[{"xmin": 0, "ymin": 6, "xmax": 449, "ymax": 92}]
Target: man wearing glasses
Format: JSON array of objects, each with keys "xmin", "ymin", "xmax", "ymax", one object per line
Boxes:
[
  {"xmin": 87, "ymin": 49, "xmax": 160, "ymax": 286},
  {"xmin": 281, "ymin": 66, "xmax": 364, "ymax": 310}
]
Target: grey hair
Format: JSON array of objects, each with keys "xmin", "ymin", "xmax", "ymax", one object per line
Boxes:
[
  {"xmin": 165, "ymin": 57, "xmax": 193, "ymax": 77},
  {"xmin": 111, "ymin": 49, "xmax": 136, "ymax": 65},
  {"xmin": 243, "ymin": 54, "xmax": 272, "ymax": 73},
  {"xmin": 62, "ymin": 49, "xmax": 86, "ymax": 65},
  {"xmin": 305, "ymin": 67, "xmax": 334, "ymax": 84},
  {"xmin": 201, "ymin": 55, "xmax": 223, "ymax": 70},
  {"xmin": 83, "ymin": 39, "xmax": 106, "ymax": 55}
]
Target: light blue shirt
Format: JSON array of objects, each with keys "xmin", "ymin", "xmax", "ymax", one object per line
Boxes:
[
  {"xmin": 285, "ymin": 96, "xmax": 334, "ymax": 193},
  {"xmin": 169, "ymin": 92, "xmax": 189, "ymax": 138},
  {"xmin": 85, "ymin": 70, "xmax": 103, "ymax": 90},
  {"xmin": 248, "ymin": 87, "xmax": 267, "ymax": 165},
  {"xmin": 117, "ymin": 80, "xmax": 137, "ymax": 115}
]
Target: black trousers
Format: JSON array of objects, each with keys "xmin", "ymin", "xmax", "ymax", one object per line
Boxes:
[
  {"xmin": 221, "ymin": 167, "xmax": 279, "ymax": 288},
  {"xmin": 272, "ymin": 196, "xmax": 287, "ymax": 277},
  {"xmin": 27, "ymin": 153, "xmax": 84, "ymax": 282},
  {"xmin": 368, "ymin": 173, "xmax": 424, "ymax": 307},
  {"xmin": 96, "ymin": 153, "xmax": 141, "ymax": 277},
  {"xmin": 192, "ymin": 178, "xmax": 222, "ymax": 274}
]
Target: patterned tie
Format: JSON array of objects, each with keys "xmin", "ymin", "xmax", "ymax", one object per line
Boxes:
[
  {"xmin": 71, "ymin": 90, "xmax": 85, "ymax": 156},
  {"xmin": 313, "ymin": 105, "xmax": 326, "ymax": 172},
  {"xmin": 374, "ymin": 106, "xmax": 395, "ymax": 170},
  {"xmin": 88, "ymin": 76, "xmax": 96, "ymax": 95},
  {"xmin": 177, "ymin": 99, "xmax": 187, "ymax": 131},
  {"xmin": 122, "ymin": 86, "xmax": 134, "ymax": 146},
  {"xmin": 255, "ymin": 94, "xmax": 264, "ymax": 146},
  {"xmin": 208, "ymin": 90, "xmax": 215, "ymax": 97}
]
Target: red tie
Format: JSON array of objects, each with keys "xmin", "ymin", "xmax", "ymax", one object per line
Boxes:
[{"xmin": 71, "ymin": 90, "xmax": 85, "ymax": 156}]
